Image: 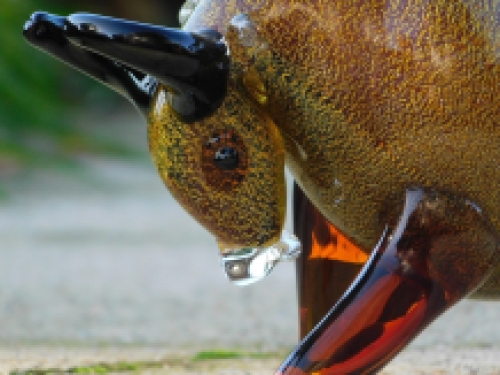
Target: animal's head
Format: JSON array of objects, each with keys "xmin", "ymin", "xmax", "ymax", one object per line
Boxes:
[
  {"xmin": 23, "ymin": 11, "xmax": 297, "ymax": 283},
  {"xmin": 149, "ymin": 78, "xmax": 286, "ymax": 250},
  {"xmin": 147, "ymin": 13, "xmax": 287, "ymax": 251}
]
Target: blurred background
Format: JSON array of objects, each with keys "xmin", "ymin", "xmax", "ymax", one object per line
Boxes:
[
  {"xmin": 2, "ymin": 1, "xmax": 500, "ymax": 371},
  {"xmin": 1, "ymin": 0, "xmax": 184, "ymax": 183}
]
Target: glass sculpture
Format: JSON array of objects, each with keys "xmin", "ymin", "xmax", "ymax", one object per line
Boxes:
[{"xmin": 23, "ymin": 1, "xmax": 500, "ymax": 373}]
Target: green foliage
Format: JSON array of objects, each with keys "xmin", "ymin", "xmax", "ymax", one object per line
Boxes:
[
  {"xmin": 9, "ymin": 360, "xmax": 162, "ymax": 374},
  {"xmin": 193, "ymin": 350, "xmax": 244, "ymax": 360},
  {"xmin": 0, "ymin": 0, "xmax": 126, "ymax": 167},
  {"xmin": 9, "ymin": 350, "xmax": 284, "ymax": 374},
  {"xmin": 192, "ymin": 349, "xmax": 279, "ymax": 360}
]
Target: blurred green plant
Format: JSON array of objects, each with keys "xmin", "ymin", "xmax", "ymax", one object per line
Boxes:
[
  {"xmin": 10, "ymin": 359, "xmax": 164, "ymax": 374},
  {"xmin": 193, "ymin": 350, "xmax": 280, "ymax": 360},
  {"xmin": 0, "ymin": 0, "xmax": 131, "ymax": 168},
  {"xmin": 0, "ymin": 0, "xmax": 183, "ymax": 172}
]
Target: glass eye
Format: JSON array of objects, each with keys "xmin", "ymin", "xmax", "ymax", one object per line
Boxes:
[
  {"xmin": 214, "ymin": 146, "xmax": 239, "ymax": 170},
  {"xmin": 202, "ymin": 130, "xmax": 248, "ymax": 191}
]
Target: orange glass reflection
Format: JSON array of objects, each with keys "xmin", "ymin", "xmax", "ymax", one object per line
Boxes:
[
  {"xmin": 309, "ymin": 209, "xmax": 368, "ymax": 264},
  {"xmin": 294, "ymin": 185, "xmax": 364, "ymax": 339}
]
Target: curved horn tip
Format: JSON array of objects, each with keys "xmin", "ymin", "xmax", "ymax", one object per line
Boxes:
[
  {"xmin": 23, "ymin": 12, "xmax": 46, "ymax": 38},
  {"xmin": 23, "ymin": 11, "xmax": 65, "ymax": 42}
]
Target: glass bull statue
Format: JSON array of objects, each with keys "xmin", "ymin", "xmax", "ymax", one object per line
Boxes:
[{"xmin": 23, "ymin": 0, "xmax": 500, "ymax": 373}]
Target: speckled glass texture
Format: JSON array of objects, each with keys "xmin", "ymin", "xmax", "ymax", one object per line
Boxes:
[{"xmin": 150, "ymin": 0, "xmax": 500, "ymax": 296}]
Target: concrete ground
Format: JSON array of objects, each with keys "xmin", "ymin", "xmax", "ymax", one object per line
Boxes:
[{"xmin": 1, "ymin": 112, "xmax": 500, "ymax": 374}]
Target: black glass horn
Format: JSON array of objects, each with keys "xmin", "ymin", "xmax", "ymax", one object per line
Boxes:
[{"xmin": 23, "ymin": 12, "xmax": 230, "ymax": 122}]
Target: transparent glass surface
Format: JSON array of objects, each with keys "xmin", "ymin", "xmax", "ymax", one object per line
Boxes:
[{"xmin": 220, "ymin": 230, "xmax": 301, "ymax": 286}]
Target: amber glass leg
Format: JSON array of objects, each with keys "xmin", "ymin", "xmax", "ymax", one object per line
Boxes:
[
  {"xmin": 293, "ymin": 183, "xmax": 367, "ymax": 338},
  {"xmin": 282, "ymin": 187, "xmax": 499, "ymax": 374}
]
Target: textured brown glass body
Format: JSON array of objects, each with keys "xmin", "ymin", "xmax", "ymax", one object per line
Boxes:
[
  {"xmin": 179, "ymin": 0, "xmax": 500, "ymax": 294},
  {"xmin": 164, "ymin": 0, "xmax": 500, "ymax": 371}
]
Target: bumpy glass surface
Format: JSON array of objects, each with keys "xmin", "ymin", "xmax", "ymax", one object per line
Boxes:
[
  {"xmin": 181, "ymin": 0, "xmax": 500, "ymax": 372},
  {"xmin": 148, "ymin": 76, "xmax": 287, "ymax": 248},
  {"xmin": 183, "ymin": 0, "xmax": 500, "ymax": 292}
]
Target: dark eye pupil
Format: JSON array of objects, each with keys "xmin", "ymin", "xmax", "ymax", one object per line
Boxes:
[
  {"xmin": 214, "ymin": 146, "xmax": 239, "ymax": 170},
  {"xmin": 202, "ymin": 130, "xmax": 248, "ymax": 191}
]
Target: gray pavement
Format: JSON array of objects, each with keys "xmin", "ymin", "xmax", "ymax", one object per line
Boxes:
[
  {"xmin": 0, "ymin": 157, "xmax": 298, "ymax": 351},
  {"xmin": 1, "ymin": 113, "xmax": 500, "ymax": 373}
]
